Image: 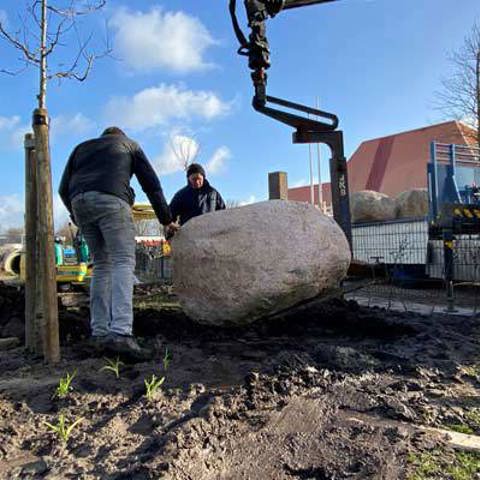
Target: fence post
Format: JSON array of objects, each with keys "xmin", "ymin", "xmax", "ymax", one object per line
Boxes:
[
  {"xmin": 32, "ymin": 108, "xmax": 60, "ymax": 363},
  {"xmin": 269, "ymin": 171, "xmax": 288, "ymax": 200},
  {"xmin": 443, "ymin": 228, "xmax": 456, "ymax": 313},
  {"xmin": 24, "ymin": 133, "xmax": 41, "ymax": 353}
]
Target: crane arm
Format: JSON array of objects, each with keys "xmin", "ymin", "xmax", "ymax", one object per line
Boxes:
[
  {"xmin": 229, "ymin": 0, "xmax": 341, "ymax": 104},
  {"xmin": 283, "ymin": 0, "xmax": 339, "ymax": 10},
  {"xmin": 228, "ymin": 0, "xmax": 352, "ymax": 246}
]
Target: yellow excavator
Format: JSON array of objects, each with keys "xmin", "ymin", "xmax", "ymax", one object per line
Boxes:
[{"xmin": 1, "ymin": 204, "xmax": 168, "ymax": 286}]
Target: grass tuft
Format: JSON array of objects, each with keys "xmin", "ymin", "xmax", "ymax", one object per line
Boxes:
[
  {"xmin": 163, "ymin": 347, "xmax": 171, "ymax": 371},
  {"xmin": 44, "ymin": 414, "xmax": 83, "ymax": 444},
  {"xmin": 54, "ymin": 370, "xmax": 76, "ymax": 399},
  {"xmin": 408, "ymin": 449, "xmax": 480, "ymax": 480},
  {"xmin": 100, "ymin": 357, "xmax": 124, "ymax": 379},
  {"xmin": 144, "ymin": 374, "xmax": 165, "ymax": 400}
]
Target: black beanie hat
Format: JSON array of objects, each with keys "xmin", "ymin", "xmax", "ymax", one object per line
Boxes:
[{"xmin": 186, "ymin": 163, "xmax": 206, "ymax": 178}]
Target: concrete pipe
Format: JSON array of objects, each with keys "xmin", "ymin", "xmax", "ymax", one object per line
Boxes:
[{"xmin": 0, "ymin": 244, "xmax": 22, "ymax": 275}]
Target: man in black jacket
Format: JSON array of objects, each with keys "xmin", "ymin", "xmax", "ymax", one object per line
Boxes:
[
  {"xmin": 59, "ymin": 127, "xmax": 177, "ymax": 359},
  {"xmin": 169, "ymin": 163, "xmax": 226, "ymax": 227}
]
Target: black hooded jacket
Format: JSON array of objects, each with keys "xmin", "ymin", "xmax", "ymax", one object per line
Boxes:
[
  {"xmin": 59, "ymin": 133, "xmax": 172, "ymax": 225},
  {"xmin": 169, "ymin": 180, "xmax": 226, "ymax": 225}
]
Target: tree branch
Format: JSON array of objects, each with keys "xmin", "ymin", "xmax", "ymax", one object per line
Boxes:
[
  {"xmin": 47, "ymin": 0, "xmax": 107, "ymax": 18},
  {"xmin": 434, "ymin": 22, "xmax": 480, "ymax": 140},
  {"xmin": 44, "ymin": 16, "xmax": 69, "ymax": 56},
  {"xmin": 0, "ymin": 21, "xmax": 39, "ymax": 65},
  {"xmin": 1, "ymin": 0, "xmax": 110, "ymax": 87}
]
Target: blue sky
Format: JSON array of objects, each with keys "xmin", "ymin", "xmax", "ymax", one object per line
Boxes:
[{"xmin": 0, "ymin": 0, "xmax": 478, "ymax": 229}]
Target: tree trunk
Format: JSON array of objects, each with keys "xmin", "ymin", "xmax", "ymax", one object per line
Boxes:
[
  {"xmin": 38, "ymin": 0, "xmax": 47, "ymax": 109},
  {"xmin": 476, "ymin": 50, "xmax": 480, "ymax": 148}
]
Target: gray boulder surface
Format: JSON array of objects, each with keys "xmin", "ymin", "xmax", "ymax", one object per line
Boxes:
[
  {"xmin": 350, "ymin": 190, "xmax": 396, "ymax": 223},
  {"xmin": 395, "ymin": 188, "xmax": 428, "ymax": 219},
  {"xmin": 172, "ymin": 200, "xmax": 351, "ymax": 326}
]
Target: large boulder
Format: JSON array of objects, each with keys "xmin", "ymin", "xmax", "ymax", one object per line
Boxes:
[
  {"xmin": 172, "ymin": 200, "xmax": 351, "ymax": 326},
  {"xmin": 395, "ymin": 189, "xmax": 428, "ymax": 219},
  {"xmin": 350, "ymin": 190, "xmax": 396, "ymax": 223}
]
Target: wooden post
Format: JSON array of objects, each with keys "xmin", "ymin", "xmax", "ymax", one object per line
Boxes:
[
  {"xmin": 268, "ymin": 171, "xmax": 288, "ymax": 200},
  {"xmin": 24, "ymin": 133, "xmax": 41, "ymax": 353},
  {"xmin": 32, "ymin": 108, "xmax": 60, "ymax": 363}
]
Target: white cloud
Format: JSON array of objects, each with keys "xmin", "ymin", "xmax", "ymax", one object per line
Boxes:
[
  {"xmin": 153, "ymin": 132, "xmax": 231, "ymax": 176},
  {"xmin": 0, "ymin": 113, "xmax": 95, "ymax": 150},
  {"xmin": 0, "ymin": 194, "xmax": 24, "ymax": 231},
  {"xmin": 50, "ymin": 113, "xmax": 95, "ymax": 140},
  {"xmin": 239, "ymin": 195, "xmax": 256, "ymax": 206},
  {"xmin": 53, "ymin": 194, "xmax": 70, "ymax": 229},
  {"xmin": 0, "ymin": 115, "xmax": 30, "ymax": 149},
  {"xmin": 154, "ymin": 134, "xmax": 200, "ymax": 175},
  {"xmin": 0, "ymin": 115, "xmax": 20, "ymax": 130},
  {"xmin": 0, "ymin": 193, "xmax": 71, "ymax": 232},
  {"xmin": 10, "ymin": 123, "xmax": 32, "ymax": 149},
  {"xmin": 105, "ymin": 84, "xmax": 230, "ymax": 132},
  {"xmin": 206, "ymin": 146, "xmax": 231, "ymax": 174},
  {"xmin": 110, "ymin": 6, "xmax": 216, "ymax": 73}
]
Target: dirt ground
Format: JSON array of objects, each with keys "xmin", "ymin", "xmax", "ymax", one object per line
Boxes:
[{"xmin": 1, "ymin": 282, "xmax": 480, "ymax": 479}]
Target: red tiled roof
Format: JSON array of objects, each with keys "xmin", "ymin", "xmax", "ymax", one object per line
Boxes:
[
  {"xmin": 288, "ymin": 121, "xmax": 477, "ymax": 204},
  {"xmin": 349, "ymin": 121, "xmax": 476, "ymax": 197}
]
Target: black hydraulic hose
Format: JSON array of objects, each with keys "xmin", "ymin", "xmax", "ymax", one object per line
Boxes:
[{"xmin": 229, "ymin": 0, "xmax": 249, "ymax": 52}]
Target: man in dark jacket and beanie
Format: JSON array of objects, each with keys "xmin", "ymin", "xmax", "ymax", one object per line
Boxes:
[
  {"xmin": 59, "ymin": 127, "xmax": 178, "ymax": 359},
  {"xmin": 169, "ymin": 163, "xmax": 226, "ymax": 227}
]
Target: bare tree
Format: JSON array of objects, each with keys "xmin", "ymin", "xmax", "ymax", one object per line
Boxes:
[
  {"xmin": 169, "ymin": 132, "xmax": 201, "ymax": 172},
  {"xmin": 134, "ymin": 219, "xmax": 163, "ymax": 237},
  {"xmin": 4, "ymin": 227, "xmax": 25, "ymax": 243},
  {"xmin": 55, "ymin": 220, "xmax": 77, "ymax": 240},
  {"xmin": 0, "ymin": 0, "xmax": 110, "ymax": 108},
  {"xmin": 435, "ymin": 22, "xmax": 480, "ymax": 147},
  {"xmin": 0, "ymin": 0, "xmax": 109, "ymax": 362},
  {"xmin": 225, "ymin": 199, "xmax": 240, "ymax": 209}
]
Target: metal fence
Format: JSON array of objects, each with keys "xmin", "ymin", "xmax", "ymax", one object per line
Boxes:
[
  {"xmin": 350, "ymin": 218, "xmax": 480, "ymax": 315},
  {"xmin": 352, "ymin": 218, "xmax": 429, "ymax": 266},
  {"xmin": 135, "ymin": 245, "xmax": 172, "ymax": 283}
]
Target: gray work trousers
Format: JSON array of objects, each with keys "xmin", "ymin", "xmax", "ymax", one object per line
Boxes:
[{"xmin": 72, "ymin": 191, "xmax": 136, "ymax": 337}]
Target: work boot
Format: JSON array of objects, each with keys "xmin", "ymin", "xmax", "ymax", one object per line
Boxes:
[
  {"xmin": 84, "ymin": 335, "xmax": 110, "ymax": 354},
  {"xmin": 105, "ymin": 334, "xmax": 151, "ymax": 362}
]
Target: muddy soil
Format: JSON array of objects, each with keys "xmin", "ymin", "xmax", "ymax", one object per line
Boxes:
[{"xmin": 1, "ymin": 283, "xmax": 480, "ymax": 479}]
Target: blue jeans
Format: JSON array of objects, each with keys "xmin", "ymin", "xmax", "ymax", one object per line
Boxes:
[{"xmin": 72, "ymin": 191, "xmax": 136, "ymax": 337}]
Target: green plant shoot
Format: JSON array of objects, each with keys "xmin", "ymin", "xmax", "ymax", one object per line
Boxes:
[
  {"xmin": 44, "ymin": 414, "xmax": 83, "ymax": 443},
  {"xmin": 100, "ymin": 357, "xmax": 124, "ymax": 378},
  {"xmin": 163, "ymin": 347, "xmax": 171, "ymax": 371},
  {"xmin": 55, "ymin": 370, "xmax": 77, "ymax": 398},
  {"xmin": 144, "ymin": 374, "xmax": 165, "ymax": 400}
]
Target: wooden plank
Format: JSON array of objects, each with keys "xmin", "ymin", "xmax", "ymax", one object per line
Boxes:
[
  {"xmin": 24, "ymin": 133, "xmax": 40, "ymax": 354},
  {"xmin": 418, "ymin": 426, "xmax": 480, "ymax": 454},
  {"xmin": 345, "ymin": 410, "xmax": 480, "ymax": 454},
  {"xmin": 32, "ymin": 108, "xmax": 60, "ymax": 363}
]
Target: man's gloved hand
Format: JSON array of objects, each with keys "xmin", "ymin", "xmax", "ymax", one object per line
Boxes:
[{"xmin": 165, "ymin": 222, "xmax": 180, "ymax": 240}]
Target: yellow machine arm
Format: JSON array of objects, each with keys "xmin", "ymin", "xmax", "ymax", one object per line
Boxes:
[{"xmin": 132, "ymin": 204, "xmax": 157, "ymax": 221}]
